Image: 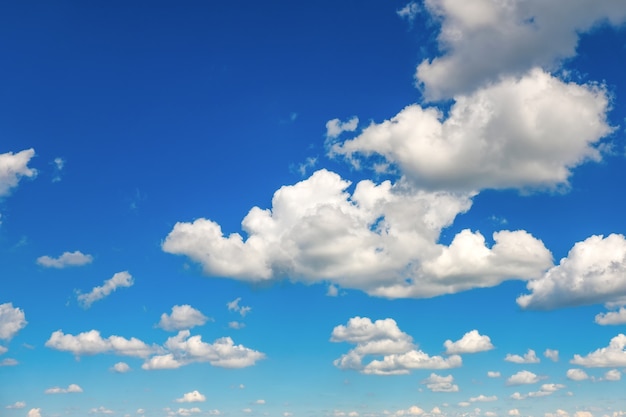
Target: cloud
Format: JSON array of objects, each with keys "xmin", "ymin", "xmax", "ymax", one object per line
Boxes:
[
  {"xmin": 326, "ymin": 117, "xmax": 359, "ymax": 140},
  {"xmin": 141, "ymin": 330, "xmax": 265, "ymax": 370},
  {"xmin": 508, "ymin": 409, "xmax": 520, "ymax": 416},
  {"xmin": 89, "ymin": 406, "xmax": 114, "ymax": 414},
  {"xmin": 422, "ymin": 373, "xmax": 459, "ymax": 392},
  {"xmin": 595, "ymin": 307, "xmax": 626, "ymax": 325},
  {"xmin": 331, "ymin": 69, "xmax": 610, "ymax": 192},
  {"xmin": 544, "ymin": 349, "xmax": 559, "ymax": 362},
  {"xmin": 506, "ymin": 370, "xmax": 541, "ymax": 385},
  {"xmin": 518, "ymin": 234, "xmax": 626, "ymax": 309},
  {"xmin": 444, "ymin": 329, "xmax": 494, "ymax": 354},
  {"xmin": 27, "ymin": 408, "xmax": 42, "ymax": 417},
  {"xmin": 36, "ymin": 251, "xmax": 93, "ymax": 268},
  {"xmin": 397, "ymin": 2, "xmax": 420, "ymax": 23},
  {"xmin": 227, "ymin": 298, "xmax": 251, "ymax": 317},
  {"xmin": 0, "ymin": 149, "xmax": 37, "ymax": 197},
  {"xmin": 45, "ymin": 329, "xmax": 155, "ymax": 357},
  {"xmin": 416, "ymin": 0, "xmax": 626, "ymax": 99},
  {"xmin": 111, "ymin": 362, "xmax": 130, "ymax": 373},
  {"xmin": 566, "ymin": 368, "xmax": 589, "ymax": 381},
  {"xmin": 394, "ymin": 406, "xmax": 424, "ymax": 416},
  {"xmin": 331, "ymin": 317, "xmax": 461, "ymax": 375},
  {"xmin": 505, "ymin": 349, "xmax": 540, "ymax": 364},
  {"xmin": 228, "ymin": 321, "xmax": 245, "ymax": 330},
  {"xmin": 0, "ymin": 303, "xmax": 27, "ymax": 340},
  {"xmin": 77, "ymin": 271, "xmax": 134, "ymax": 308},
  {"xmin": 158, "ymin": 305, "xmax": 210, "ymax": 331},
  {"xmin": 51, "ymin": 157, "xmax": 64, "ymax": 182},
  {"xmin": 571, "ymin": 334, "xmax": 626, "ymax": 367},
  {"xmin": 604, "ymin": 369, "xmax": 621, "ymax": 381},
  {"xmin": 45, "ymin": 384, "xmax": 83, "ymax": 394},
  {"xmin": 487, "ymin": 371, "xmax": 500, "ymax": 378},
  {"xmin": 163, "ymin": 169, "xmax": 551, "ymax": 300},
  {"xmin": 511, "ymin": 384, "xmax": 565, "ymax": 399},
  {"xmin": 0, "ymin": 358, "xmax": 18, "ymax": 366},
  {"xmin": 6, "ymin": 401, "xmax": 25, "ymax": 409},
  {"xmin": 469, "ymin": 395, "xmax": 497, "ymax": 402},
  {"xmin": 175, "ymin": 390, "xmax": 206, "ymax": 403},
  {"xmin": 166, "ymin": 408, "xmax": 202, "ymax": 417}
]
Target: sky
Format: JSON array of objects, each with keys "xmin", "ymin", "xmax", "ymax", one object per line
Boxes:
[{"xmin": 1, "ymin": 1, "xmax": 626, "ymax": 417}]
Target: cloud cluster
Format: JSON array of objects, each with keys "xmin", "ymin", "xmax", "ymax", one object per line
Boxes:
[
  {"xmin": 45, "ymin": 384, "xmax": 83, "ymax": 394},
  {"xmin": 36, "ymin": 251, "xmax": 93, "ymax": 268},
  {"xmin": 0, "ymin": 149, "xmax": 36, "ymax": 197},
  {"xmin": 505, "ymin": 349, "xmax": 540, "ymax": 364},
  {"xmin": 45, "ymin": 329, "xmax": 155, "ymax": 357},
  {"xmin": 330, "ymin": 317, "xmax": 461, "ymax": 375},
  {"xmin": 77, "ymin": 271, "xmax": 134, "ymax": 308},
  {"xmin": 158, "ymin": 305, "xmax": 209, "ymax": 331},
  {"xmin": 571, "ymin": 334, "xmax": 626, "ymax": 367},
  {"xmin": 421, "ymin": 373, "xmax": 458, "ymax": 392},
  {"xmin": 0, "ymin": 303, "xmax": 27, "ymax": 341}
]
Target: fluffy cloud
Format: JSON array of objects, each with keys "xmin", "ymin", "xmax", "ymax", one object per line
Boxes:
[
  {"xmin": 326, "ymin": 117, "xmax": 359, "ymax": 139},
  {"xmin": 27, "ymin": 408, "xmax": 42, "ymax": 417},
  {"xmin": 416, "ymin": 0, "xmax": 626, "ymax": 99},
  {"xmin": 0, "ymin": 358, "xmax": 18, "ymax": 366},
  {"xmin": 422, "ymin": 373, "xmax": 459, "ymax": 392},
  {"xmin": 595, "ymin": 308, "xmax": 626, "ymax": 325},
  {"xmin": 394, "ymin": 406, "xmax": 424, "ymax": 416},
  {"xmin": 36, "ymin": 251, "xmax": 93, "ymax": 268},
  {"xmin": 518, "ymin": 234, "xmax": 626, "ymax": 309},
  {"xmin": 166, "ymin": 408, "xmax": 202, "ymax": 417},
  {"xmin": 469, "ymin": 395, "xmax": 497, "ymax": 402},
  {"xmin": 45, "ymin": 384, "xmax": 83, "ymax": 394},
  {"xmin": 444, "ymin": 330, "xmax": 494, "ymax": 354},
  {"xmin": 142, "ymin": 330, "xmax": 265, "ymax": 370},
  {"xmin": 571, "ymin": 334, "xmax": 626, "ymax": 367},
  {"xmin": 158, "ymin": 305, "xmax": 209, "ymax": 331},
  {"xmin": 227, "ymin": 298, "xmax": 251, "ymax": 317},
  {"xmin": 6, "ymin": 401, "xmax": 25, "ymax": 409},
  {"xmin": 0, "ymin": 149, "xmax": 36, "ymax": 197},
  {"xmin": 331, "ymin": 317, "xmax": 461, "ymax": 375},
  {"xmin": 544, "ymin": 349, "xmax": 559, "ymax": 362},
  {"xmin": 397, "ymin": 2, "xmax": 419, "ymax": 23},
  {"xmin": 566, "ymin": 368, "xmax": 589, "ymax": 381},
  {"xmin": 45, "ymin": 329, "xmax": 155, "ymax": 357},
  {"xmin": 89, "ymin": 406, "xmax": 114, "ymax": 414},
  {"xmin": 77, "ymin": 271, "xmax": 134, "ymax": 308},
  {"xmin": 506, "ymin": 370, "xmax": 541, "ymax": 385},
  {"xmin": 487, "ymin": 371, "xmax": 500, "ymax": 378},
  {"xmin": 0, "ymin": 303, "xmax": 27, "ymax": 340},
  {"xmin": 175, "ymin": 390, "xmax": 206, "ymax": 403},
  {"xmin": 604, "ymin": 369, "xmax": 621, "ymax": 381},
  {"xmin": 505, "ymin": 349, "xmax": 540, "ymax": 364},
  {"xmin": 164, "ymin": 169, "xmax": 551, "ymax": 300},
  {"xmin": 110, "ymin": 362, "xmax": 130, "ymax": 373}
]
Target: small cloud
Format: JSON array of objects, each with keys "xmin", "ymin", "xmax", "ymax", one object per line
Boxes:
[
  {"xmin": 396, "ymin": 1, "xmax": 420, "ymax": 24},
  {"xmin": 255, "ymin": 399, "xmax": 265, "ymax": 405},
  {"xmin": 37, "ymin": 251, "xmax": 93, "ymax": 268},
  {"xmin": 421, "ymin": 373, "xmax": 459, "ymax": 392},
  {"xmin": 506, "ymin": 370, "xmax": 542, "ymax": 385},
  {"xmin": 89, "ymin": 406, "xmax": 114, "ymax": 414},
  {"xmin": 487, "ymin": 371, "xmax": 501, "ymax": 378},
  {"xmin": 158, "ymin": 305, "xmax": 210, "ymax": 331},
  {"xmin": 296, "ymin": 156, "xmax": 318, "ymax": 176},
  {"xmin": 595, "ymin": 308, "xmax": 626, "ymax": 325},
  {"xmin": 228, "ymin": 321, "xmax": 245, "ymax": 330},
  {"xmin": 325, "ymin": 116, "xmax": 358, "ymax": 140},
  {"xmin": 0, "ymin": 358, "xmax": 18, "ymax": 366},
  {"xmin": 45, "ymin": 384, "xmax": 83, "ymax": 394},
  {"xmin": 469, "ymin": 395, "xmax": 497, "ymax": 402},
  {"xmin": 603, "ymin": 369, "xmax": 621, "ymax": 381},
  {"xmin": 27, "ymin": 408, "xmax": 42, "ymax": 417},
  {"xmin": 327, "ymin": 284, "xmax": 339, "ymax": 297},
  {"xmin": 77, "ymin": 271, "xmax": 133, "ymax": 308},
  {"xmin": 6, "ymin": 401, "xmax": 26, "ymax": 409},
  {"xmin": 566, "ymin": 368, "xmax": 589, "ymax": 381},
  {"xmin": 110, "ymin": 362, "xmax": 130, "ymax": 373},
  {"xmin": 52, "ymin": 157, "xmax": 65, "ymax": 182},
  {"xmin": 544, "ymin": 349, "xmax": 559, "ymax": 362},
  {"xmin": 444, "ymin": 330, "xmax": 494, "ymax": 354},
  {"xmin": 505, "ymin": 349, "xmax": 540, "ymax": 364},
  {"xmin": 175, "ymin": 390, "xmax": 206, "ymax": 403},
  {"xmin": 227, "ymin": 298, "xmax": 251, "ymax": 317},
  {"xmin": 0, "ymin": 302, "xmax": 27, "ymax": 341}
]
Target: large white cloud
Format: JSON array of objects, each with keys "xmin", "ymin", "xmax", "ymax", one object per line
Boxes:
[
  {"xmin": 443, "ymin": 329, "xmax": 494, "ymax": 354},
  {"xmin": 45, "ymin": 330, "xmax": 155, "ymax": 358},
  {"xmin": 0, "ymin": 303, "xmax": 27, "ymax": 341},
  {"xmin": 416, "ymin": 0, "xmax": 626, "ymax": 99},
  {"xmin": 571, "ymin": 334, "xmax": 626, "ymax": 367},
  {"xmin": 596, "ymin": 307, "xmax": 626, "ymax": 325},
  {"xmin": 77, "ymin": 271, "xmax": 134, "ymax": 308},
  {"xmin": 0, "ymin": 149, "xmax": 36, "ymax": 197},
  {"xmin": 36, "ymin": 251, "xmax": 93, "ymax": 268},
  {"xmin": 506, "ymin": 370, "xmax": 541, "ymax": 385},
  {"xmin": 518, "ymin": 234, "xmax": 626, "ymax": 310},
  {"xmin": 158, "ymin": 305, "xmax": 209, "ymax": 331},
  {"xmin": 331, "ymin": 69, "xmax": 611, "ymax": 192},
  {"xmin": 163, "ymin": 169, "xmax": 552, "ymax": 299}
]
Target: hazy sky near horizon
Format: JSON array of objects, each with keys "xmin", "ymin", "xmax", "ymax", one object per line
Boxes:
[{"xmin": 2, "ymin": 1, "xmax": 626, "ymax": 417}]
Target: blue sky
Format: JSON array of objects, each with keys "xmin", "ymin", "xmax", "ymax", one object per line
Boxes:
[{"xmin": 1, "ymin": 1, "xmax": 626, "ymax": 417}]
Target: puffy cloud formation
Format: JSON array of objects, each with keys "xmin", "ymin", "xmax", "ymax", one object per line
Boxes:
[
  {"xmin": 6, "ymin": 401, "xmax": 25, "ymax": 409},
  {"xmin": 444, "ymin": 329, "xmax": 494, "ymax": 354},
  {"xmin": 164, "ymin": 169, "xmax": 552, "ymax": 299},
  {"xmin": 45, "ymin": 329, "xmax": 155, "ymax": 357},
  {"xmin": 571, "ymin": 334, "xmax": 626, "ymax": 367},
  {"xmin": 36, "ymin": 251, "xmax": 93, "ymax": 268},
  {"xmin": 331, "ymin": 317, "xmax": 461, "ymax": 375},
  {"xmin": 0, "ymin": 303, "xmax": 27, "ymax": 340},
  {"xmin": 45, "ymin": 384, "xmax": 83, "ymax": 394},
  {"xmin": 0, "ymin": 149, "xmax": 36, "ymax": 197},
  {"xmin": 158, "ymin": 305, "xmax": 209, "ymax": 331},
  {"xmin": 77, "ymin": 271, "xmax": 134, "ymax": 308},
  {"xmin": 604, "ymin": 369, "xmax": 621, "ymax": 381},
  {"xmin": 505, "ymin": 349, "xmax": 540, "ymax": 364},
  {"xmin": 110, "ymin": 362, "xmax": 130, "ymax": 373},
  {"xmin": 326, "ymin": 116, "xmax": 359, "ymax": 139},
  {"xmin": 544, "ymin": 349, "xmax": 559, "ymax": 362},
  {"xmin": 422, "ymin": 373, "xmax": 459, "ymax": 392},
  {"xmin": 142, "ymin": 330, "xmax": 265, "ymax": 370},
  {"xmin": 175, "ymin": 390, "xmax": 206, "ymax": 403},
  {"xmin": 487, "ymin": 371, "xmax": 500, "ymax": 378},
  {"xmin": 595, "ymin": 307, "xmax": 626, "ymax": 325},
  {"xmin": 27, "ymin": 408, "xmax": 42, "ymax": 417},
  {"xmin": 566, "ymin": 368, "xmax": 589, "ymax": 381},
  {"xmin": 332, "ymin": 69, "xmax": 610, "ymax": 192},
  {"xmin": 506, "ymin": 370, "xmax": 541, "ymax": 385},
  {"xmin": 518, "ymin": 234, "xmax": 626, "ymax": 309},
  {"xmin": 416, "ymin": 0, "xmax": 626, "ymax": 99}
]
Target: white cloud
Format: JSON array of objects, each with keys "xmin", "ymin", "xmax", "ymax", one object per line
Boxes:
[
  {"xmin": 397, "ymin": 2, "xmax": 420, "ymax": 23},
  {"xmin": 166, "ymin": 408, "xmax": 202, "ymax": 417},
  {"xmin": 519, "ymin": 384, "xmax": 566, "ymax": 398},
  {"xmin": 0, "ymin": 303, "xmax": 27, "ymax": 340},
  {"xmin": 0, "ymin": 149, "xmax": 37, "ymax": 197},
  {"xmin": 228, "ymin": 321, "xmax": 245, "ymax": 330},
  {"xmin": 77, "ymin": 271, "xmax": 134, "ymax": 308},
  {"xmin": 326, "ymin": 116, "xmax": 359, "ymax": 139},
  {"xmin": 566, "ymin": 368, "xmax": 589, "ymax": 381},
  {"xmin": 487, "ymin": 371, "xmax": 500, "ymax": 378},
  {"xmin": 164, "ymin": 169, "xmax": 551, "ymax": 300},
  {"xmin": 142, "ymin": 330, "xmax": 265, "ymax": 370},
  {"xmin": 6, "ymin": 401, "xmax": 25, "ymax": 409},
  {"xmin": 27, "ymin": 408, "xmax": 42, "ymax": 417},
  {"xmin": 0, "ymin": 345, "xmax": 6, "ymax": 355},
  {"xmin": 508, "ymin": 409, "xmax": 520, "ymax": 416},
  {"xmin": 111, "ymin": 362, "xmax": 130, "ymax": 373},
  {"xmin": 544, "ymin": 349, "xmax": 559, "ymax": 362},
  {"xmin": 331, "ymin": 69, "xmax": 610, "ymax": 192},
  {"xmin": 45, "ymin": 329, "xmax": 155, "ymax": 357},
  {"xmin": 518, "ymin": 234, "xmax": 626, "ymax": 309},
  {"xmin": 331, "ymin": 317, "xmax": 461, "ymax": 375},
  {"xmin": 604, "ymin": 369, "xmax": 621, "ymax": 381},
  {"xmin": 89, "ymin": 406, "xmax": 114, "ymax": 414},
  {"xmin": 0, "ymin": 358, "xmax": 18, "ymax": 366},
  {"xmin": 505, "ymin": 349, "xmax": 540, "ymax": 364},
  {"xmin": 227, "ymin": 298, "xmax": 251, "ymax": 317},
  {"xmin": 444, "ymin": 329, "xmax": 494, "ymax": 354},
  {"xmin": 506, "ymin": 370, "xmax": 541, "ymax": 385},
  {"xmin": 595, "ymin": 308, "xmax": 626, "ymax": 325},
  {"xmin": 394, "ymin": 406, "xmax": 424, "ymax": 416},
  {"xmin": 176, "ymin": 390, "xmax": 206, "ymax": 403},
  {"xmin": 422, "ymin": 373, "xmax": 459, "ymax": 392},
  {"xmin": 574, "ymin": 412, "xmax": 593, "ymax": 417},
  {"xmin": 327, "ymin": 284, "xmax": 339, "ymax": 297},
  {"xmin": 255, "ymin": 399, "xmax": 265, "ymax": 405},
  {"xmin": 469, "ymin": 395, "xmax": 497, "ymax": 402},
  {"xmin": 45, "ymin": 384, "xmax": 83, "ymax": 394},
  {"xmin": 158, "ymin": 305, "xmax": 209, "ymax": 331},
  {"xmin": 36, "ymin": 251, "xmax": 93, "ymax": 268},
  {"xmin": 416, "ymin": 0, "xmax": 626, "ymax": 99},
  {"xmin": 571, "ymin": 334, "xmax": 626, "ymax": 367}
]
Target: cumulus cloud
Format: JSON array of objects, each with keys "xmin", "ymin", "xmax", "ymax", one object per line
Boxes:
[
  {"xmin": 163, "ymin": 169, "xmax": 552, "ymax": 300},
  {"xmin": 416, "ymin": 0, "xmax": 626, "ymax": 99},
  {"xmin": 45, "ymin": 384, "xmax": 83, "ymax": 394},
  {"xmin": 487, "ymin": 371, "xmax": 500, "ymax": 378},
  {"xmin": 505, "ymin": 349, "xmax": 540, "ymax": 364},
  {"xmin": 394, "ymin": 406, "xmax": 424, "ymax": 416},
  {"xmin": 397, "ymin": 2, "xmax": 420, "ymax": 23},
  {"xmin": 331, "ymin": 317, "xmax": 461, "ymax": 375},
  {"xmin": 175, "ymin": 390, "xmax": 206, "ymax": 403},
  {"xmin": 77, "ymin": 271, "xmax": 134, "ymax": 308},
  {"xmin": 141, "ymin": 330, "xmax": 265, "ymax": 370},
  {"xmin": 110, "ymin": 362, "xmax": 130, "ymax": 373},
  {"xmin": 518, "ymin": 234, "xmax": 626, "ymax": 309},
  {"xmin": 27, "ymin": 408, "xmax": 42, "ymax": 417},
  {"xmin": 0, "ymin": 149, "xmax": 37, "ymax": 197},
  {"xmin": 89, "ymin": 406, "xmax": 114, "ymax": 414},
  {"xmin": 422, "ymin": 373, "xmax": 459, "ymax": 392},
  {"xmin": 571, "ymin": 334, "xmax": 626, "ymax": 367},
  {"xmin": 158, "ymin": 305, "xmax": 209, "ymax": 331},
  {"xmin": 595, "ymin": 307, "xmax": 626, "ymax": 325},
  {"xmin": 566, "ymin": 368, "xmax": 589, "ymax": 381},
  {"xmin": 36, "ymin": 251, "xmax": 93, "ymax": 268},
  {"xmin": 227, "ymin": 298, "xmax": 251, "ymax": 317},
  {"xmin": 45, "ymin": 329, "xmax": 155, "ymax": 358},
  {"xmin": 544, "ymin": 349, "xmax": 559, "ymax": 362},
  {"xmin": 0, "ymin": 303, "xmax": 27, "ymax": 340},
  {"xmin": 0, "ymin": 358, "xmax": 18, "ymax": 366},
  {"xmin": 6, "ymin": 401, "xmax": 25, "ymax": 409},
  {"xmin": 326, "ymin": 117, "xmax": 359, "ymax": 140},
  {"xmin": 444, "ymin": 330, "xmax": 494, "ymax": 354},
  {"xmin": 604, "ymin": 369, "xmax": 621, "ymax": 381},
  {"xmin": 506, "ymin": 370, "xmax": 541, "ymax": 385}
]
